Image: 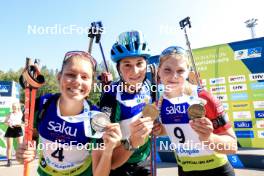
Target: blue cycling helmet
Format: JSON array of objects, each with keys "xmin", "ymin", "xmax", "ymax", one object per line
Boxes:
[{"xmin": 111, "ymin": 30, "xmax": 151, "ymax": 63}]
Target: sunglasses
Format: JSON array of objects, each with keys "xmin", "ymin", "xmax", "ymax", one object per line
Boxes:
[
  {"xmin": 63, "ymin": 51, "xmax": 97, "ymax": 69},
  {"xmin": 160, "ymin": 46, "xmax": 186, "ymax": 58}
]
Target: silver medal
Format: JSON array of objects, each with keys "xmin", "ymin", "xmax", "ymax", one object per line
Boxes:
[{"xmin": 91, "ymin": 112, "xmax": 111, "ymax": 132}]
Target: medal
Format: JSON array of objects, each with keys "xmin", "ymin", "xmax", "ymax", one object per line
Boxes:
[
  {"xmin": 91, "ymin": 112, "xmax": 111, "ymax": 132},
  {"xmin": 187, "ymin": 103, "xmax": 205, "ymax": 120},
  {"xmin": 142, "ymin": 104, "xmax": 159, "ymax": 121}
]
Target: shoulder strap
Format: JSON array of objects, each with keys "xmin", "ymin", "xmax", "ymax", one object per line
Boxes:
[
  {"xmin": 157, "ymin": 96, "xmax": 164, "ymax": 111},
  {"xmin": 146, "ymin": 64, "xmax": 158, "ymax": 102},
  {"xmin": 37, "ymin": 93, "xmax": 60, "ymax": 125},
  {"xmin": 85, "ymin": 99, "xmax": 95, "ymax": 111}
]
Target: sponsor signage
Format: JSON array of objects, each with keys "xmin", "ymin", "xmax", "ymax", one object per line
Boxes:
[
  {"xmin": 249, "ymin": 73, "xmax": 264, "ymax": 81},
  {"xmin": 234, "ymin": 121, "xmax": 252, "ymax": 128},
  {"xmin": 256, "ymin": 120, "xmax": 264, "ymax": 128},
  {"xmin": 230, "ymin": 93, "xmax": 248, "ymax": 101},
  {"xmin": 210, "ymin": 86, "xmax": 226, "ymax": 93},
  {"xmin": 210, "ymin": 77, "xmax": 226, "ymax": 85},
  {"xmin": 230, "ymin": 84, "xmax": 247, "ymax": 92},
  {"xmin": 233, "ymin": 111, "xmax": 251, "ymax": 119},
  {"xmin": 250, "ymin": 82, "xmax": 264, "ymax": 90},
  {"xmin": 257, "ymin": 131, "xmax": 264, "ymax": 138},
  {"xmin": 234, "ymin": 47, "xmax": 262, "ymax": 60},
  {"xmin": 231, "ymin": 102, "xmax": 250, "ymax": 110},
  {"xmin": 214, "ymin": 94, "xmax": 228, "ymax": 101},
  {"xmin": 253, "ymin": 101, "xmax": 264, "ymax": 109},
  {"xmin": 192, "ymin": 38, "xmax": 264, "ymax": 148},
  {"xmin": 255, "ymin": 111, "xmax": 264, "ymax": 118},
  {"xmin": 228, "ymin": 75, "xmax": 246, "ymax": 83},
  {"xmin": 0, "ymin": 81, "xmax": 12, "ymax": 97},
  {"xmin": 235, "ymin": 131, "xmax": 254, "ymax": 138}
]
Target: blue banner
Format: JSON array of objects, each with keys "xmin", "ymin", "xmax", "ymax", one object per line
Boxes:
[
  {"xmin": 235, "ymin": 131, "xmax": 254, "ymax": 138},
  {"xmin": 234, "ymin": 121, "xmax": 252, "ymax": 128},
  {"xmin": 0, "ymin": 81, "xmax": 12, "ymax": 97}
]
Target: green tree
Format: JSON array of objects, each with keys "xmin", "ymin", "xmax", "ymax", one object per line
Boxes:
[{"xmin": 0, "ymin": 59, "xmax": 118, "ymax": 105}]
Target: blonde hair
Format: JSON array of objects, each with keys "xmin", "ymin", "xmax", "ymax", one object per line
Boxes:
[
  {"xmin": 159, "ymin": 52, "xmax": 190, "ymax": 69},
  {"xmin": 158, "ymin": 52, "xmax": 193, "ymax": 96},
  {"xmin": 12, "ymin": 102, "xmax": 21, "ymax": 112}
]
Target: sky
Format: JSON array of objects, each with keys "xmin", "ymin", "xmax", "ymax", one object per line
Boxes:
[{"xmin": 0, "ymin": 0, "xmax": 263, "ymax": 72}]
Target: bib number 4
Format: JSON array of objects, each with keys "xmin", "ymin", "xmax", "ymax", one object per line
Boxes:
[{"xmin": 51, "ymin": 147, "xmax": 65, "ymax": 162}]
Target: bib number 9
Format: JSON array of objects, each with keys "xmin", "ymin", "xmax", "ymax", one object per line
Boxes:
[{"xmin": 174, "ymin": 127, "xmax": 185, "ymax": 143}]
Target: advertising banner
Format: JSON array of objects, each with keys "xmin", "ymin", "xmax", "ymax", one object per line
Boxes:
[
  {"xmin": 192, "ymin": 37, "xmax": 264, "ymax": 148},
  {"xmin": 0, "ymin": 81, "xmax": 21, "ymax": 156}
]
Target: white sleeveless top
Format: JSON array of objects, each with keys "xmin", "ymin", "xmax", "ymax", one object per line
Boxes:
[{"xmin": 8, "ymin": 112, "xmax": 23, "ymax": 126}]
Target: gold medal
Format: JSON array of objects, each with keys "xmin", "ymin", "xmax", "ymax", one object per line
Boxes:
[
  {"xmin": 187, "ymin": 104, "xmax": 205, "ymax": 120},
  {"xmin": 142, "ymin": 104, "xmax": 159, "ymax": 121}
]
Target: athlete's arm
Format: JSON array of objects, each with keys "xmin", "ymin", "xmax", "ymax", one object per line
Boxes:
[
  {"xmin": 110, "ymin": 142, "xmax": 133, "ymax": 169},
  {"xmin": 16, "ymin": 97, "xmax": 41, "ymax": 163},
  {"xmin": 99, "ymin": 85, "xmax": 154, "ymax": 169},
  {"xmin": 190, "ymin": 90, "xmax": 237, "ymax": 154},
  {"xmin": 111, "ymin": 117, "xmax": 153, "ymax": 169},
  {"xmin": 190, "ymin": 117, "xmax": 237, "ymax": 154},
  {"xmin": 92, "ymin": 123, "xmax": 122, "ymax": 175}
]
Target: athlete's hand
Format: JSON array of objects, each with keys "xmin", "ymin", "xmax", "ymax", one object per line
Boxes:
[
  {"xmin": 129, "ymin": 117, "xmax": 153, "ymax": 147},
  {"xmin": 100, "ymin": 72, "xmax": 113, "ymax": 85},
  {"xmin": 103, "ymin": 123, "xmax": 122, "ymax": 151},
  {"xmin": 189, "ymin": 117, "xmax": 214, "ymax": 141},
  {"xmin": 16, "ymin": 141, "xmax": 37, "ymax": 163}
]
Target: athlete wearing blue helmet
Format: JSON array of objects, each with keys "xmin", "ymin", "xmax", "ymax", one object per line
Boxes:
[
  {"xmin": 111, "ymin": 30, "xmax": 151, "ymax": 63},
  {"xmin": 99, "ymin": 31, "xmax": 162, "ymax": 176}
]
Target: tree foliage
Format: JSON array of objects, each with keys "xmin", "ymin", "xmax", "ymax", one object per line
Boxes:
[{"xmin": 0, "ymin": 60, "xmax": 118, "ymax": 105}]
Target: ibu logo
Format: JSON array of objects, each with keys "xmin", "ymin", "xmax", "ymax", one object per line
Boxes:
[
  {"xmin": 0, "ymin": 82, "xmax": 12, "ymax": 97},
  {"xmin": 0, "ymin": 85, "xmax": 9, "ymax": 93},
  {"xmin": 255, "ymin": 111, "xmax": 264, "ymax": 118},
  {"xmin": 234, "ymin": 121, "xmax": 252, "ymax": 128}
]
